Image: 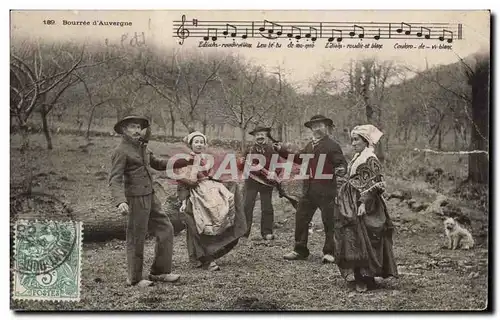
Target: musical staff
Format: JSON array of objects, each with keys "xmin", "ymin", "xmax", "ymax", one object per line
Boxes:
[{"xmin": 173, "ymin": 16, "xmax": 464, "ymax": 45}]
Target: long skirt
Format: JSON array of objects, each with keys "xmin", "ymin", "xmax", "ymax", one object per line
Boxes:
[
  {"xmin": 334, "ymin": 182, "xmax": 399, "ymax": 280},
  {"xmin": 183, "ymin": 181, "xmax": 247, "ymax": 264}
]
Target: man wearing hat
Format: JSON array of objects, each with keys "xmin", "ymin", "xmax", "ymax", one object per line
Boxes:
[
  {"xmin": 239, "ymin": 126, "xmax": 281, "ymax": 240},
  {"xmin": 109, "ymin": 115, "xmax": 180, "ymax": 287},
  {"xmin": 274, "ymin": 115, "xmax": 347, "ymax": 263}
]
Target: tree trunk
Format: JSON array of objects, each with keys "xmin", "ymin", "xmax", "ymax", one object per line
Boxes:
[
  {"xmin": 374, "ymin": 140, "xmax": 384, "ymax": 162},
  {"xmin": 438, "ymin": 127, "xmax": 442, "ymax": 150},
  {"xmin": 403, "ymin": 125, "xmax": 410, "ymax": 142},
  {"xmin": 82, "ymin": 215, "xmax": 128, "ymax": 242},
  {"xmin": 428, "ymin": 113, "xmax": 445, "ymax": 146},
  {"xmin": 202, "ymin": 120, "xmax": 207, "ymax": 135},
  {"xmin": 414, "ymin": 126, "xmax": 420, "ymax": 143},
  {"xmin": 86, "ymin": 104, "xmax": 99, "ymax": 141},
  {"xmin": 374, "ymin": 107, "xmax": 385, "ymax": 162},
  {"xmin": 40, "ymin": 106, "xmax": 53, "ymax": 150},
  {"xmin": 277, "ymin": 123, "xmax": 284, "ymax": 141},
  {"xmin": 19, "ymin": 123, "xmax": 30, "ymax": 154},
  {"xmin": 240, "ymin": 126, "xmax": 247, "ymax": 151},
  {"xmin": 467, "ymin": 59, "xmax": 489, "ymax": 184},
  {"xmin": 170, "ymin": 108, "xmax": 176, "ymax": 137},
  {"xmin": 454, "ymin": 123, "xmax": 461, "ymax": 150}
]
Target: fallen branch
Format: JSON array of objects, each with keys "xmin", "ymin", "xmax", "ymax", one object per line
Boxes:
[{"xmin": 413, "ymin": 148, "xmax": 489, "ymax": 156}]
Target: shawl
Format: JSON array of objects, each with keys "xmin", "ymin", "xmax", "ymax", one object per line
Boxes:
[{"xmin": 347, "ymin": 147, "xmax": 385, "ymax": 198}]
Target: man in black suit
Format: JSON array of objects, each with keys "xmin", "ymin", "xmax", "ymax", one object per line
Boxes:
[{"xmin": 274, "ymin": 115, "xmax": 347, "ymax": 263}]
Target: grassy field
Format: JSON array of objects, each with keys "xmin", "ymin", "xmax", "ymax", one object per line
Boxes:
[{"xmin": 10, "ymin": 133, "xmax": 489, "ymax": 311}]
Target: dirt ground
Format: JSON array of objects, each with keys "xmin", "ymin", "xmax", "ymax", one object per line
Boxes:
[{"xmin": 10, "ymin": 134, "xmax": 489, "ymax": 311}]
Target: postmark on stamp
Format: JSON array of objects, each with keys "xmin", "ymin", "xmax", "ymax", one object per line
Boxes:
[{"xmin": 12, "ymin": 220, "xmax": 83, "ymax": 301}]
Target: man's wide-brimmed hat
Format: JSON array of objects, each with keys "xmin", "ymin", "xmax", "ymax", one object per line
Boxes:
[
  {"xmin": 249, "ymin": 126, "xmax": 272, "ymax": 136},
  {"xmin": 304, "ymin": 115, "xmax": 334, "ymax": 128},
  {"xmin": 114, "ymin": 115, "xmax": 150, "ymax": 134}
]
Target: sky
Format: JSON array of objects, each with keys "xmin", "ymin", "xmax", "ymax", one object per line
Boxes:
[{"xmin": 10, "ymin": 10, "xmax": 490, "ymax": 92}]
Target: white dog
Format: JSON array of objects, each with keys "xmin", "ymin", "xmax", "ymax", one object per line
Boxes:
[{"xmin": 444, "ymin": 217, "xmax": 474, "ymax": 250}]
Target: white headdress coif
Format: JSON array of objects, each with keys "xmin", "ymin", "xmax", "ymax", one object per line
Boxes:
[
  {"xmin": 183, "ymin": 131, "xmax": 207, "ymax": 145},
  {"xmin": 350, "ymin": 125, "xmax": 383, "ymax": 147}
]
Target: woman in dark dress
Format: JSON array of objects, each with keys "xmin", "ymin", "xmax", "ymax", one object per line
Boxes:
[
  {"xmin": 334, "ymin": 125, "xmax": 398, "ymax": 292},
  {"xmin": 172, "ymin": 131, "xmax": 247, "ymax": 272}
]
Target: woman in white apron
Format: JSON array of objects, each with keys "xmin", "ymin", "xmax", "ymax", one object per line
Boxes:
[{"xmin": 173, "ymin": 131, "xmax": 247, "ymax": 271}]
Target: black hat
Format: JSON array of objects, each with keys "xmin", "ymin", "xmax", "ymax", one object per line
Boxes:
[
  {"xmin": 114, "ymin": 115, "xmax": 150, "ymax": 134},
  {"xmin": 304, "ymin": 115, "xmax": 334, "ymax": 129},
  {"xmin": 249, "ymin": 126, "xmax": 272, "ymax": 136}
]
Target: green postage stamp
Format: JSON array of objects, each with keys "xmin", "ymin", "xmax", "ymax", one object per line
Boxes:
[{"xmin": 12, "ymin": 220, "xmax": 83, "ymax": 301}]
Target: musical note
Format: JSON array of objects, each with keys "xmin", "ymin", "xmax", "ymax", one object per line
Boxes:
[
  {"xmin": 242, "ymin": 22, "xmax": 254, "ymax": 39},
  {"xmin": 327, "ymin": 29, "xmax": 343, "ymax": 42},
  {"xmin": 416, "ymin": 26, "xmax": 431, "ymax": 39},
  {"xmin": 374, "ymin": 28, "xmax": 381, "ymax": 40},
  {"xmin": 439, "ymin": 29, "xmax": 453, "ymax": 43},
  {"xmin": 396, "ymin": 22, "xmax": 412, "ymax": 35},
  {"xmin": 259, "ymin": 20, "xmax": 283, "ymax": 39},
  {"xmin": 287, "ymin": 26, "xmax": 302, "ymax": 40},
  {"xmin": 223, "ymin": 24, "xmax": 237, "ymax": 38},
  {"xmin": 203, "ymin": 28, "xmax": 218, "ymax": 41},
  {"xmin": 349, "ymin": 25, "xmax": 364, "ymax": 39},
  {"xmin": 305, "ymin": 26, "xmax": 318, "ymax": 41},
  {"xmin": 176, "ymin": 14, "xmax": 189, "ymax": 45}
]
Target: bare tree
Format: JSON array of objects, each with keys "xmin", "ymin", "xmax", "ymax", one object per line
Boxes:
[
  {"xmin": 141, "ymin": 49, "xmax": 225, "ymax": 133},
  {"xmin": 343, "ymin": 58, "xmax": 403, "ymax": 161},
  {"xmin": 10, "ymin": 40, "xmax": 116, "ymax": 149},
  {"xmin": 215, "ymin": 58, "xmax": 278, "ymax": 150}
]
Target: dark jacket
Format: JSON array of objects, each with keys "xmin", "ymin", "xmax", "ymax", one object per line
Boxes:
[
  {"xmin": 109, "ymin": 136, "xmax": 168, "ymax": 206},
  {"xmin": 278, "ymin": 135, "xmax": 347, "ymax": 197},
  {"xmin": 238, "ymin": 142, "xmax": 282, "ymax": 182}
]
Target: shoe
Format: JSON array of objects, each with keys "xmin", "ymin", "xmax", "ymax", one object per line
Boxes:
[
  {"xmin": 356, "ymin": 281, "xmax": 368, "ymax": 293},
  {"xmin": 127, "ymin": 279, "xmax": 154, "ymax": 288},
  {"xmin": 148, "ymin": 273, "xmax": 180, "ymax": 283},
  {"xmin": 203, "ymin": 261, "xmax": 220, "ymax": 271},
  {"xmin": 263, "ymin": 234, "xmax": 275, "ymax": 240},
  {"xmin": 322, "ymin": 254, "xmax": 335, "ymax": 264},
  {"xmin": 283, "ymin": 251, "xmax": 307, "ymax": 261},
  {"xmin": 345, "ymin": 273, "xmax": 356, "ymax": 282},
  {"xmin": 364, "ymin": 277, "xmax": 378, "ymax": 289}
]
